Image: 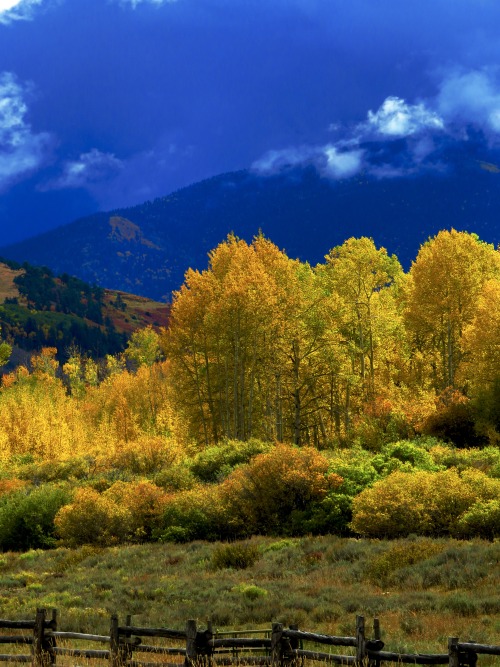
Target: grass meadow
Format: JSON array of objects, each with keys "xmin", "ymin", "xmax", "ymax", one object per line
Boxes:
[{"xmin": 0, "ymin": 535, "xmax": 498, "ymax": 662}]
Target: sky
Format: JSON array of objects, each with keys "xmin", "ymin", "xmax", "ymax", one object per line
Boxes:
[{"xmin": 2, "ymin": 0, "xmax": 500, "ymax": 244}]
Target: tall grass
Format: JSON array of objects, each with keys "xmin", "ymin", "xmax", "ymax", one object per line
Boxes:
[{"xmin": 0, "ymin": 535, "xmax": 497, "ymax": 660}]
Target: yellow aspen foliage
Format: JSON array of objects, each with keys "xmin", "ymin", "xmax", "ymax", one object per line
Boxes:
[
  {"xmin": 125, "ymin": 326, "xmax": 162, "ymax": 367},
  {"xmin": 165, "ymin": 235, "xmax": 299, "ymax": 445},
  {"xmin": 62, "ymin": 354, "xmax": 86, "ymax": 397},
  {"xmin": 404, "ymin": 230, "xmax": 500, "ymax": 390},
  {"xmin": 86, "ymin": 361, "xmax": 172, "ymax": 444},
  {"xmin": 324, "ymin": 237, "xmax": 404, "ymax": 391},
  {"xmin": 0, "ymin": 359, "xmax": 90, "ymax": 460},
  {"xmin": 320, "ymin": 238, "xmax": 405, "ymax": 441},
  {"xmin": 460, "ymin": 278, "xmax": 500, "ymax": 394},
  {"xmin": 31, "ymin": 347, "xmax": 59, "ymax": 379}
]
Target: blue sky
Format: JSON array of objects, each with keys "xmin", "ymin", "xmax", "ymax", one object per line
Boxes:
[{"xmin": 2, "ymin": 0, "xmax": 500, "ymax": 244}]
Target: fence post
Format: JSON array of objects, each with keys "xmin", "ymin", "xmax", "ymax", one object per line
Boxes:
[
  {"xmin": 110, "ymin": 614, "xmax": 127, "ymax": 667},
  {"xmin": 33, "ymin": 608, "xmax": 51, "ymax": 667},
  {"xmin": 203, "ymin": 619, "xmax": 214, "ymax": 667},
  {"xmin": 355, "ymin": 616, "xmax": 365, "ymax": 665},
  {"xmin": 123, "ymin": 614, "xmax": 134, "ymax": 664},
  {"xmin": 185, "ymin": 619, "xmax": 198, "ymax": 667},
  {"xmin": 448, "ymin": 637, "xmax": 460, "ymax": 667},
  {"xmin": 46, "ymin": 610, "xmax": 57, "ymax": 666},
  {"xmin": 370, "ymin": 618, "xmax": 381, "ymax": 667},
  {"xmin": 287, "ymin": 624, "xmax": 300, "ymax": 666},
  {"xmin": 271, "ymin": 623, "xmax": 284, "ymax": 667}
]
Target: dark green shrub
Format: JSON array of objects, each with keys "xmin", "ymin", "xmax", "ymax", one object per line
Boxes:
[
  {"xmin": 158, "ymin": 526, "xmax": 191, "ymax": 543},
  {"xmin": 288, "ymin": 493, "xmax": 353, "ymax": 536},
  {"xmin": 376, "ymin": 440, "xmax": 442, "ymax": 473},
  {"xmin": 441, "ymin": 592, "xmax": 480, "ymax": 617},
  {"xmin": 16, "ymin": 457, "xmax": 92, "ymax": 483},
  {"xmin": 0, "ymin": 484, "xmax": 72, "ymax": 551},
  {"xmin": 430, "ymin": 445, "xmax": 500, "ymax": 475},
  {"xmin": 155, "ymin": 485, "xmax": 232, "ymax": 543},
  {"xmin": 421, "ymin": 389, "xmax": 486, "ymax": 448},
  {"xmin": 190, "ymin": 439, "xmax": 271, "ymax": 483},
  {"xmin": 211, "ymin": 541, "xmax": 260, "ymax": 570},
  {"xmin": 455, "ymin": 500, "xmax": 500, "ymax": 540},
  {"xmin": 154, "ymin": 464, "xmax": 196, "ymax": 491}
]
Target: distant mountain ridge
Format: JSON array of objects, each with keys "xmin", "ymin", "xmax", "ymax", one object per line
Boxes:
[{"xmin": 2, "ymin": 154, "xmax": 500, "ymax": 301}]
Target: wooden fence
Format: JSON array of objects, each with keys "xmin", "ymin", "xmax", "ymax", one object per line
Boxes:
[{"xmin": 0, "ymin": 609, "xmax": 498, "ymax": 667}]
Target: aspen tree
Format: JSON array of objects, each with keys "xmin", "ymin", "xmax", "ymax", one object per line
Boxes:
[{"xmin": 405, "ymin": 230, "xmax": 500, "ymax": 391}]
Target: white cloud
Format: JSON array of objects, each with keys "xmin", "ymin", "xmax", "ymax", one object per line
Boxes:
[
  {"xmin": 0, "ymin": 0, "xmax": 177, "ymax": 22},
  {"xmin": 324, "ymin": 146, "xmax": 363, "ymax": 178},
  {"xmin": 0, "ymin": 0, "xmax": 43, "ymax": 24},
  {"xmin": 0, "ymin": 72, "xmax": 52, "ymax": 191},
  {"xmin": 42, "ymin": 148, "xmax": 124, "ymax": 190},
  {"xmin": 252, "ymin": 144, "xmax": 364, "ymax": 180},
  {"xmin": 252, "ymin": 145, "xmax": 320, "ymax": 173},
  {"xmin": 365, "ymin": 96, "xmax": 444, "ymax": 137},
  {"xmin": 437, "ymin": 69, "xmax": 500, "ymax": 134}
]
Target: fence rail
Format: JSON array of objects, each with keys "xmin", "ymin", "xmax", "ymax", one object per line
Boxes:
[{"xmin": 0, "ymin": 609, "xmax": 497, "ymax": 667}]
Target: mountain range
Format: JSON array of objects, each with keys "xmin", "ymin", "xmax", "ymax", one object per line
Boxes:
[{"xmin": 2, "ymin": 148, "xmax": 500, "ymax": 302}]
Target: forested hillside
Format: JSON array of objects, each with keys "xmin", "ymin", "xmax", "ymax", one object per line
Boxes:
[
  {"xmin": 0, "ymin": 258, "xmax": 169, "ymax": 363},
  {"xmin": 0, "ymin": 229, "xmax": 499, "ymax": 550}
]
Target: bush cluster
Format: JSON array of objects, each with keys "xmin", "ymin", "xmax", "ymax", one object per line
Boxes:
[
  {"xmin": 0, "ymin": 435, "xmax": 498, "ymax": 550},
  {"xmin": 351, "ymin": 468, "xmax": 500, "ymax": 538}
]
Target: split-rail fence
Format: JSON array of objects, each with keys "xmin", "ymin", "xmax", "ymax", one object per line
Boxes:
[{"xmin": 0, "ymin": 609, "xmax": 498, "ymax": 667}]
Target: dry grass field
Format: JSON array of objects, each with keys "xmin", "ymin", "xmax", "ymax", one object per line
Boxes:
[
  {"xmin": 0, "ymin": 536, "xmax": 497, "ymax": 663},
  {"xmin": 0, "ymin": 263, "xmax": 24, "ymax": 303}
]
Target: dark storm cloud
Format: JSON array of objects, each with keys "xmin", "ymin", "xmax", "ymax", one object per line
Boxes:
[
  {"xmin": 0, "ymin": 71, "xmax": 53, "ymax": 191},
  {"xmin": 3, "ymin": 0, "xmax": 500, "ymax": 242}
]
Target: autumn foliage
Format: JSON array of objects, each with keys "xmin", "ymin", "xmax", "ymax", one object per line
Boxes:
[{"xmin": 0, "ymin": 229, "xmax": 499, "ymax": 548}]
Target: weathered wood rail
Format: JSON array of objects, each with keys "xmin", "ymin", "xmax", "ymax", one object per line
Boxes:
[{"xmin": 0, "ymin": 609, "xmax": 497, "ymax": 667}]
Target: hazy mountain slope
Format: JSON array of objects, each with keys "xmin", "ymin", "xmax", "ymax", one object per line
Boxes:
[{"xmin": 2, "ymin": 157, "xmax": 500, "ymax": 301}]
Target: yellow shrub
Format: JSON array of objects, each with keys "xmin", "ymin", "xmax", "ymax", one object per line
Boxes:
[
  {"xmin": 220, "ymin": 444, "xmax": 341, "ymax": 534},
  {"xmin": 350, "ymin": 468, "xmax": 494, "ymax": 537},
  {"xmin": 54, "ymin": 487, "xmax": 131, "ymax": 546},
  {"xmin": 104, "ymin": 480, "xmax": 167, "ymax": 541},
  {"xmin": 103, "ymin": 435, "xmax": 183, "ymax": 475}
]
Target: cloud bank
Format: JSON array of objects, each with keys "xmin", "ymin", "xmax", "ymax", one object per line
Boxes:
[
  {"xmin": 0, "ymin": 72, "xmax": 52, "ymax": 191},
  {"xmin": 364, "ymin": 97, "xmax": 444, "ymax": 138},
  {"xmin": 0, "ymin": 0, "xmax": 177, "ymax": 23},
  {"xmin": 42, "ymin": 148, "xmax": 124, "ymax": 191},
  {"xmin": 253, "ymin": 69, "xmax": 500, "ymax": 182},
  {"xmin": 0, "ymin": 0, "xmax": 43, "ymax": 24},
  {"xmin": 437, "ymin": 69, "xmax": 500, "ymax": 134}
]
